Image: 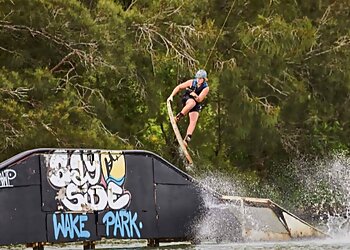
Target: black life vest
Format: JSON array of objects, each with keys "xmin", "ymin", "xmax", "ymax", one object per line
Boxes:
[{"xmin": 186, "ymin": 79, "xmax": 208, "ymax": 96}]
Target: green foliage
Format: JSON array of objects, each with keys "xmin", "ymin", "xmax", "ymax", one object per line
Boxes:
[{"xmin": 1, "ymin": 0, "xmax": 350, "ymax": 208}]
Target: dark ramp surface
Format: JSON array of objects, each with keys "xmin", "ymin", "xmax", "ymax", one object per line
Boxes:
[{"xmin": 0, "ymin": 148, "xmax": 205, "ymax": 246}]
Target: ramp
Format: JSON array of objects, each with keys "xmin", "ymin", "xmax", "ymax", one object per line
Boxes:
[
  {"xmin": 0, "ymin": 148, "xmax": 201, "ymax": 248},
  {"xmin": 0, "ymin": 148, "xmax": 327, "ymax": 249},
  {"xmin": 219, "ymin": 196, "xmax": 327, "ymax": 241}
]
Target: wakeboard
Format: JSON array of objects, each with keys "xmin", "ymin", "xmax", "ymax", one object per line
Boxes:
[{"xmin": 166, "ymin": 99, "xmax": 193, "ymax": 167}]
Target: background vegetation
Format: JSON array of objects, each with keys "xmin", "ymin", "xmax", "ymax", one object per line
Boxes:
[{"xmin": 1, "ymin": 0, "xmax": 349, "ymax": 216}]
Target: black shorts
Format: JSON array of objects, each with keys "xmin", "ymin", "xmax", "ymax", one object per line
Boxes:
[{"xmin": 182, "ymin": 95, "xmax": 203, "ymax": 113}]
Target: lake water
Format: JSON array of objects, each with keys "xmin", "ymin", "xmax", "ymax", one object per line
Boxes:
[
  {"xmin": 15, "ymin": 238, "xmax": 350, "ymax": 250},
  {"xmin": 97, "ymin": 237, "xmax": 350, "ymax": 249},
  {"xmin": 6, "ymin": 234, "xmax": 348, "ymax": 250}
]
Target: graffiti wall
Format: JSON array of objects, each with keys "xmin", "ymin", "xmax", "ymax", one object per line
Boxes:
[
  {"xmin": 0, "ymin": 169, "xmax": 16, "ymax": 188},
  {"xmin": 44, "ymin": 150, "xmax": 143, "ymax": 241},
  {"xmin": 47, "ymin": 150, "xmax": 131, "ymax": 211},
  {"xmin": 0, "ymin": 148, "xmax": 202, "ymax": 246}
]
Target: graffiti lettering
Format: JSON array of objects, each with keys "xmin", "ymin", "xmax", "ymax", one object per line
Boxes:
[
  {"xmin": 103, "ymin": 210, "xmax": 143, "ymax": 238},
  {"xmin": 0, "ymin": 169, "xmax": 17, "ymax": 188},
  {"xmin": 53, "ymin": 214, "xmax": 91, "ymax": 240},
  {"xmin": 47, "ymin": 150, "xmax": 130, "ymax": 212},
  {"xmin": 61, "ymin": 182, "xmax": 130, "ymax": 211},
  {"xmin": 48, "ymin": 150, "xmax": 143, "ymax": 239}
]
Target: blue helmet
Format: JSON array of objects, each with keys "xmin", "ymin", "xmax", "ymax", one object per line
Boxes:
[{"xmin": 195, "ymin": 69, "xmax": 207, "ymax": 79}]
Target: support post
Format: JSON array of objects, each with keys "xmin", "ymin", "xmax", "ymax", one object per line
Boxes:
[
  {"xmin": 27, "ymin": 242, "xmax": 44, "ymax": 250},
  {"xmin": 147, "ymin": 239, "xmax": 159, "ymax": 247},
  {"xmin": 83, "ymin": 241, "xmax": 95, "ymax": 250}
]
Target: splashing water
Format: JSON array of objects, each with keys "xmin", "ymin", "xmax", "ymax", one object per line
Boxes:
[
  {"xmin": 196, "ymin": 171, "xmax": 246, "ymax": 197},
  {"xmin": 192, "ymin": 153, "xmax": 350, "ymax": 243},
  {"xmin": 320, "ymin": 153, "xmax": 350, "ymax": 239},
  {"xmin": 286, "ymin": 153, "xmax": 350, "ymax": 239},
  {"xmin": 192, "ymin": 172, "xmax": 246, "ymax": 243}
]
